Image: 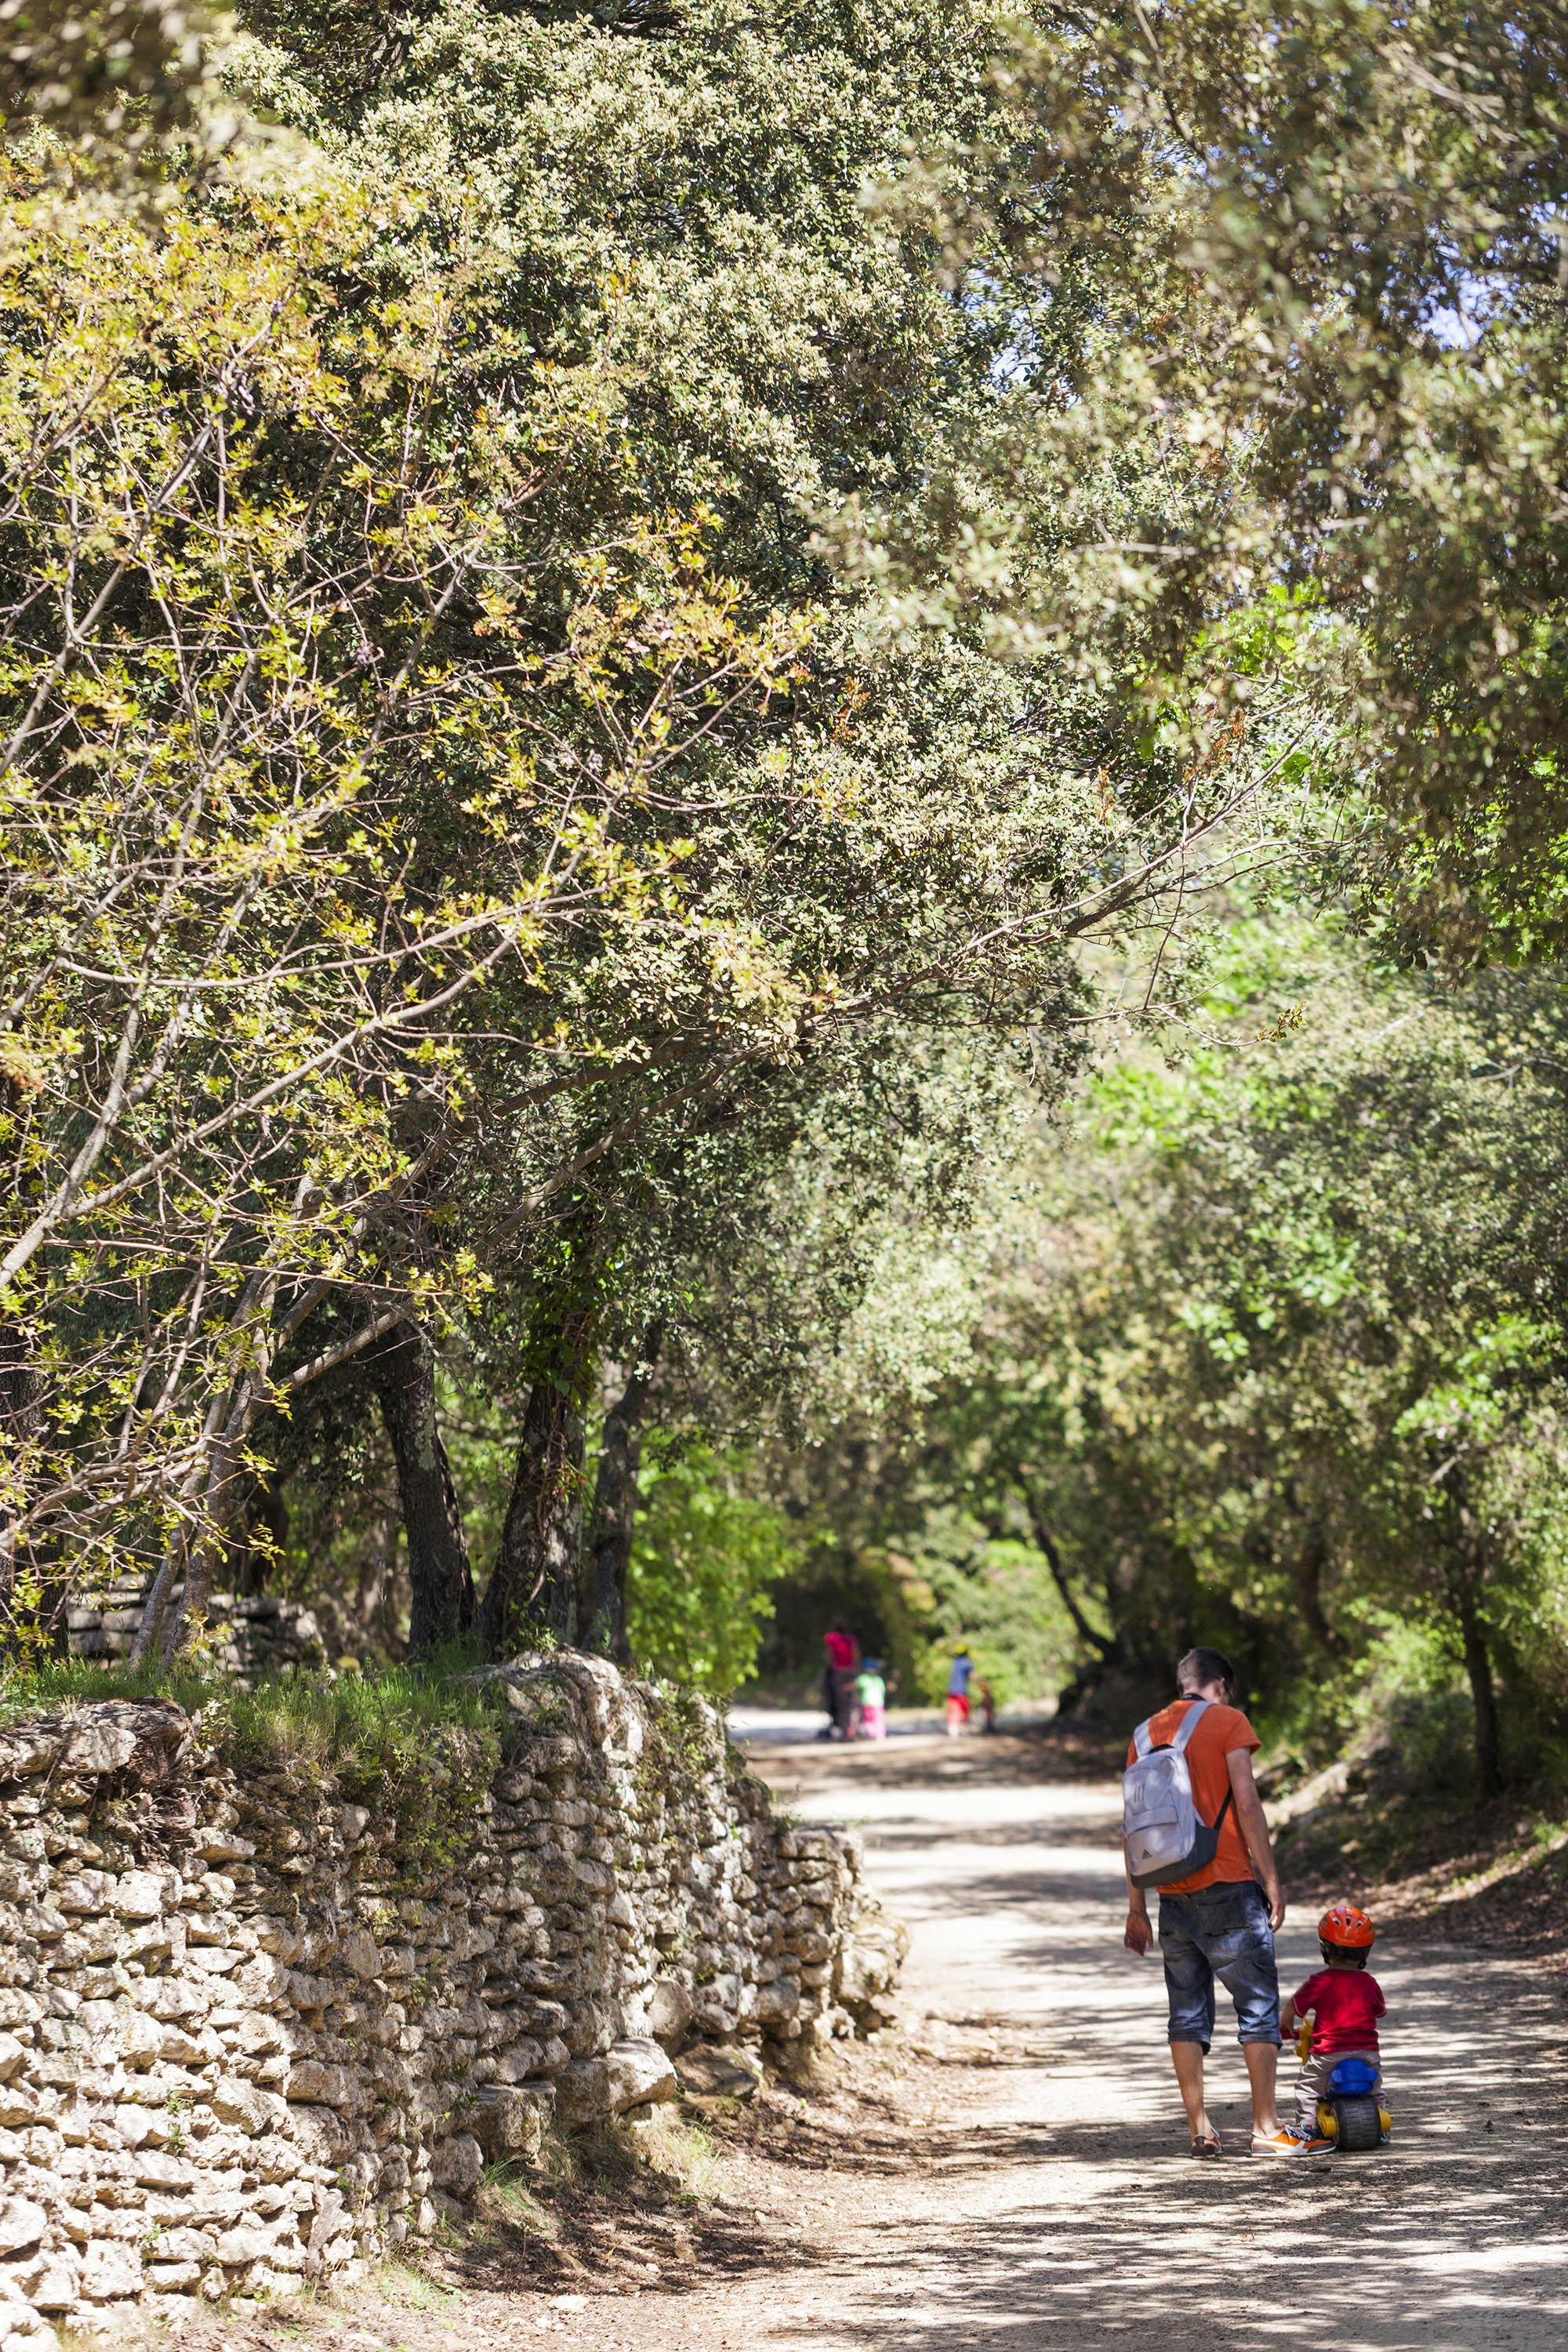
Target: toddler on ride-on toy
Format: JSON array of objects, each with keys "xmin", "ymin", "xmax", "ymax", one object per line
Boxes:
[{"xmin": 1277, "ymin": 1903, "xmax": 1392, "ymax": 2154}]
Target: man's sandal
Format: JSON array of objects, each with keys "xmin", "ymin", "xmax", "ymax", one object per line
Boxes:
[{"xmin": 1189, "ymin": 2131, "xmax": 1222, "ymax": 2158}]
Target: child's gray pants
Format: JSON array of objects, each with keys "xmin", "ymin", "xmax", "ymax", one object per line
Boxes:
[{"xmin": 1294, "ymin": 2046, "xmax": 1381, "ymax": 2135}]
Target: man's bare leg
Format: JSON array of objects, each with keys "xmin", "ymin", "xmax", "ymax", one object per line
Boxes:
[
  {"xmin": 1170, "ymin": 2042, "xmax": 1211, "ymax": 2143},
  {"xmin": 1244, "ymin": 2041, "xmax": 1281, "ymax": 2137}
]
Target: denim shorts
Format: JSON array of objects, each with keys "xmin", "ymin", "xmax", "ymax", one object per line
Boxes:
[{"xmin": 1159, "ymin": 1879, "xmax": 1280, "ymax": 2050}]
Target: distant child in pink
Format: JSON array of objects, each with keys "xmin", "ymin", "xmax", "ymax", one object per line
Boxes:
[{"xmin": 852, "ymin": 1659, "xmax": 887, "ymax": 1741}]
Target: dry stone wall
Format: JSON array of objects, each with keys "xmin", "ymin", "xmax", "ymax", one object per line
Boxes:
[
  {"xmin": 65, "ymin": 1592, "xmax": 327, "ymax": 1682},
  {"xmin": 0, "ymin": 1656, "xmax": 903, "ymax": 2349}
]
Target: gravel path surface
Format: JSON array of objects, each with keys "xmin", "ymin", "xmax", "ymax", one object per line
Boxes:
[
  {"xmin": 553, "ymin": 1732, "xmax": 1568, "ymax": 2352},
  {"xmin": 198, "ymin": 1733, "xmax": 1566, "ymax": 2352}
]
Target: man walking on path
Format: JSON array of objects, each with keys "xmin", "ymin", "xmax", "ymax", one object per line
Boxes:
[{"xmin": 1123, "ymin": 1647, "xmax": 1298, "ymax": 2156}]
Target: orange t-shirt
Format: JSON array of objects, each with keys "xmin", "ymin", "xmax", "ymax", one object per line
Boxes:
[{"xmin": 1125, "ymin": 1700, "xmax": 1261, "ymax": 1894}]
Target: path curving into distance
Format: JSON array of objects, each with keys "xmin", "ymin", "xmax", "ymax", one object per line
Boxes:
[{"xmin": 477, "ymin": 1732, "xmax": 1568, "ymax": 2352}]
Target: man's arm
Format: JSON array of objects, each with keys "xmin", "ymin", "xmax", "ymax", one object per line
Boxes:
[
  {"xmin": 1228, "ymin": 1747, "xmax": 1285, "ymax": 1931},
  {"xmin": 1123, "ymin": 1843, "xmax": 1152, "ymax": 1955}
]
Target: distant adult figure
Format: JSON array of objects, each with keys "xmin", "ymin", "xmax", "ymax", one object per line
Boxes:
[
  {"xmin": 1122, "ymin": 1647, "xmax": 1298, "ymax": 2158},
  {"xmin": 946, "ymin": 1646, "xmax": 975, "ymax": 1735},
  {"xmin": 820, "ymin": 1617, "xmax": 860, "ymax": 1740}
]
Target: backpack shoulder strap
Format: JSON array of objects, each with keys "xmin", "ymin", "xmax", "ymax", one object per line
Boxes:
[
  {"xmin": 1169, "ymin": 1697, "xmax": 1210, "ymax": 1755},
  {"xmin": 1131, "ymin": 1716, "xmax": 1155, "ymax": 1759}
]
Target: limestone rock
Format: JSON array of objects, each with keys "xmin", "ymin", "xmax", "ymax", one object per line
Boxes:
[
  {"xmin": 470, "ymin": 2085, "xmax": 552, "ymax": 2164},
  {"xmin": 0, "ymin": 2209, "xmax": 45, "ymax": 2259},
  {"xmin": 284, "ymin": 2060, "xmax": 356, "ymax": 2109},
  {"xmin": 429, "ymin": 2133, "xmax": 484, "ymax": 2193},
  {"xmin": 213, "ymin": 2225, "xmax": 281, "ymax": 2268},
  {"xmin": 755, "ymin": 1977, "xmax": 800, "ymax": 2027},
  {"xmin": 339, "ymin": 1928, "xmax": 379, "ymax": 1981},
  {"xmin": 16, "ymin": 2263, "xmax": 75, "ymax": 2314},
  {"xmin": 837, "ymin": 1907, "xmax": 910, "ymax": 2013},
  {"xmin": 2, "ymin": 2323, "xmax": 60, "ymax": 2352},
  {"xmin": 111, "ymin": 1871, "xmax": 165, "ymax": 1919},
  {"xmin": 209, "ymin": 2077, "xmax": 287, "ymax": 2136},
  {"xmin": 0, "ymin": 1657, "xmax": 903, "ymax": 2299},
  {"xmin": 79, "ymin": 2241, "xmax": 142, "ymax": 2299},
  {"xmin": 673, "ymin": 2045, "xmax": 762, "ymax": 2104},
  {"xmin": 647, "ymin": 1978, "xmax": 692, "ymax": 2052},
  {"xmin": 555, "ymin": 2038, "xmax": 677, "ymax": 2124},
  {"xmin": 147, "ymin": 2259, "xmax": 202, "ymax": 2290},
  {"xmin": 151, "ymin": 2229, "xmax": 211, "ymax": 2263},
  {"xmin": 285, "ymin": 2104, "xmax": 353, "ymax": 2162}
]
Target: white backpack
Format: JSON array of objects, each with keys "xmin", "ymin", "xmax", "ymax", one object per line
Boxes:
[{"xmin": 1122, "ymin": 1697, "xmax": 1234, "ymax": 1890}]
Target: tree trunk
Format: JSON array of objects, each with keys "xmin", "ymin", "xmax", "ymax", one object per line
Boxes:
[
  {"xmin": 0, "ymin": 1065, "xmax": 44, "ymax": 1625},
  {"xmin": 374, "ymin": 1322, "xmax": 475, "ymax": 1657},
  {"xmin": 1294, "ymin": 1525, "xmax": 1341, "ymax": 1653},
  {"xmin": 162, "ymin": 1432, "xmax": 250, "ymax": 1661},
  {"xmin": 1455, "ymin": 1577, "xmax": 1503, "ymax": 1805},
  {"xmin": 0, "ymin": 1315, "xmax": 46, "ymax": 1640},
  {"xmin": 8, "ymin": 1403, "xmax": 71, "ymax": 1658},
  {"xmin": 582, "ymin": 1328, "xmax": 661, "ymax": 1659},
  {"xmin": 228, "ymin": 1470, "xmax": 287, "ymax": 1598},
  {"xmin": 1437, "ymin": 1465, "xmax": 1504, "ymax": 1807},
  {"xmin": 1020, "ymin": 1490, "xmax": 1123, "ymax": 1715},
  {"xmin": 481, "ymin": 1374, "xmax": 586, "ymax": 1657},
  {"xmin": 356, "ymin": 1509, "xmax": 398, "ymax": 1653},
  {"xmin": 1280, "ymin": 1483, "xmax": 1341, "ymax": 1653},
  {"xmin": 1022, "ymin": 1493, "xmax": 1110, "ymax": 1659}
]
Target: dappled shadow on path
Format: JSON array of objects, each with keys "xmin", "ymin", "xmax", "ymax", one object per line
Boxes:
[
  {"xmin": 798, "ymin": 2104, "xmax": 1568, "ymax": 2352},
  {"xmin": 710, "ymin": 1959, "xmax": 1568, "ymax": 2352},
  {"xmin": 753, "ymin": 1739, "xmax": 1568, "ymax": 2352},
  {"xmin": 753, "ymin": 1726, "xmax": 1116, "ymax": 1801}
]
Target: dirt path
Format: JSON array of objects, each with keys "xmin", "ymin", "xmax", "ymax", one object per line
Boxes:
[
  {"xmin": 222, "ymin": 1734, "xmax": 1568, "ymax": 2352},
  {"xmin": 532, "ymin": 1732, "xmax": 1568, "ymax": 2352}
]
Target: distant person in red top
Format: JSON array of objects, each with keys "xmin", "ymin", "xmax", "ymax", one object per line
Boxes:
[
  {"xmin": 1123, "ymin": 1647, "xmax": 1298, "ymax": 2157},
  {"xmin": 820, "ymin": 1619, "xmax": 860, "ymax": 1740},
  {"xmin": 946, "ymin": 1648, "xmax": 975, "ymax": 1735},
  {"xmin": 1279, "ymin": 1902, "xmax": 1386, "ymax": 2149}
]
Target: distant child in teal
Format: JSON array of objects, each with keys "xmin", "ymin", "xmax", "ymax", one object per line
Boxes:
[{"xmin": 852, "ymin": 1658, "xmax": 887, "ymax": 1741}]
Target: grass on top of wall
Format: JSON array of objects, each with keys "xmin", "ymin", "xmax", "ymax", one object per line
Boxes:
[
  {"xmin": 0, "ymin": 1653, "xmax": 222, "ymax": 1727},
  {"xmin": 0, "ymin": 1650, "xmax": 506, "ymax": 1785},
  {"xmin": 0, "ymin": 1652, "xmax": 513, "ymax": 1867}
]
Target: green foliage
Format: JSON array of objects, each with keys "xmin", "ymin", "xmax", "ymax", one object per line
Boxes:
[
  {"xmin": 16, "ymin": 0, "xmax": 1568, "ymax": 1745},
  {"xmin": 218, "ymin": 1657, "xmax": 499, "ymax": 1777},
  {"xmin": 866, "ymin": 0, "xmax": 1568, "ymax": 957},
  {"xmin": 844, "ymin": 912, "xmax": 1568, "ymax": 1795},
  {"xmin": 230, "ymin": 1671, "xmax": 503, "ymax": 1875},
  {"xmin": 625, "ymin": 1443, "xmax": 800, "ymax": 1697},
  {"xmin": 2, "ymin": 0, "xmax": 216, "ymax": 165},
  {"xmin": 2, "ymin": 0, "xmax": 1251, "ymax": 1662},
  {"xmin": 895, "ymin": 1528, "xmax": 1076, "ymax": 1710}
]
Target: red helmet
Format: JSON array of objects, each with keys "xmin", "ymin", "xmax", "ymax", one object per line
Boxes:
[{"xmin": 1319, "ymin": 1901, "xmax": 1375, "ymax": 1950}]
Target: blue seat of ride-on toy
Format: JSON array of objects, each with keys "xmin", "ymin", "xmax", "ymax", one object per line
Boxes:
[{"xmin": 1327, "ymin": 2057, "xmax": 1379, "ymax": 2097}]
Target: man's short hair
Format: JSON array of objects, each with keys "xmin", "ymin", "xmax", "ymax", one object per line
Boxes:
[{"xmin": 1177, "ymin": 1646, "xmax": 1236, "ymax": 1702}]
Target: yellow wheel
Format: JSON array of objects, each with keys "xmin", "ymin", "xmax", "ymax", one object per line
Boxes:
[
  {"xmin": 1317, "ymin": 2103, "xmax": 1338, "ymax": 2140},
  {"xmin": 1378, "ymin": 2107, "xmax": 1393, "ymax": 2137}
]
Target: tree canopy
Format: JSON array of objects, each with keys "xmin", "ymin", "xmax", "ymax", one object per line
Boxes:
[{"xmin": 5, "ymin": 0, "xmax": 1568, "ymax": 1785}]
